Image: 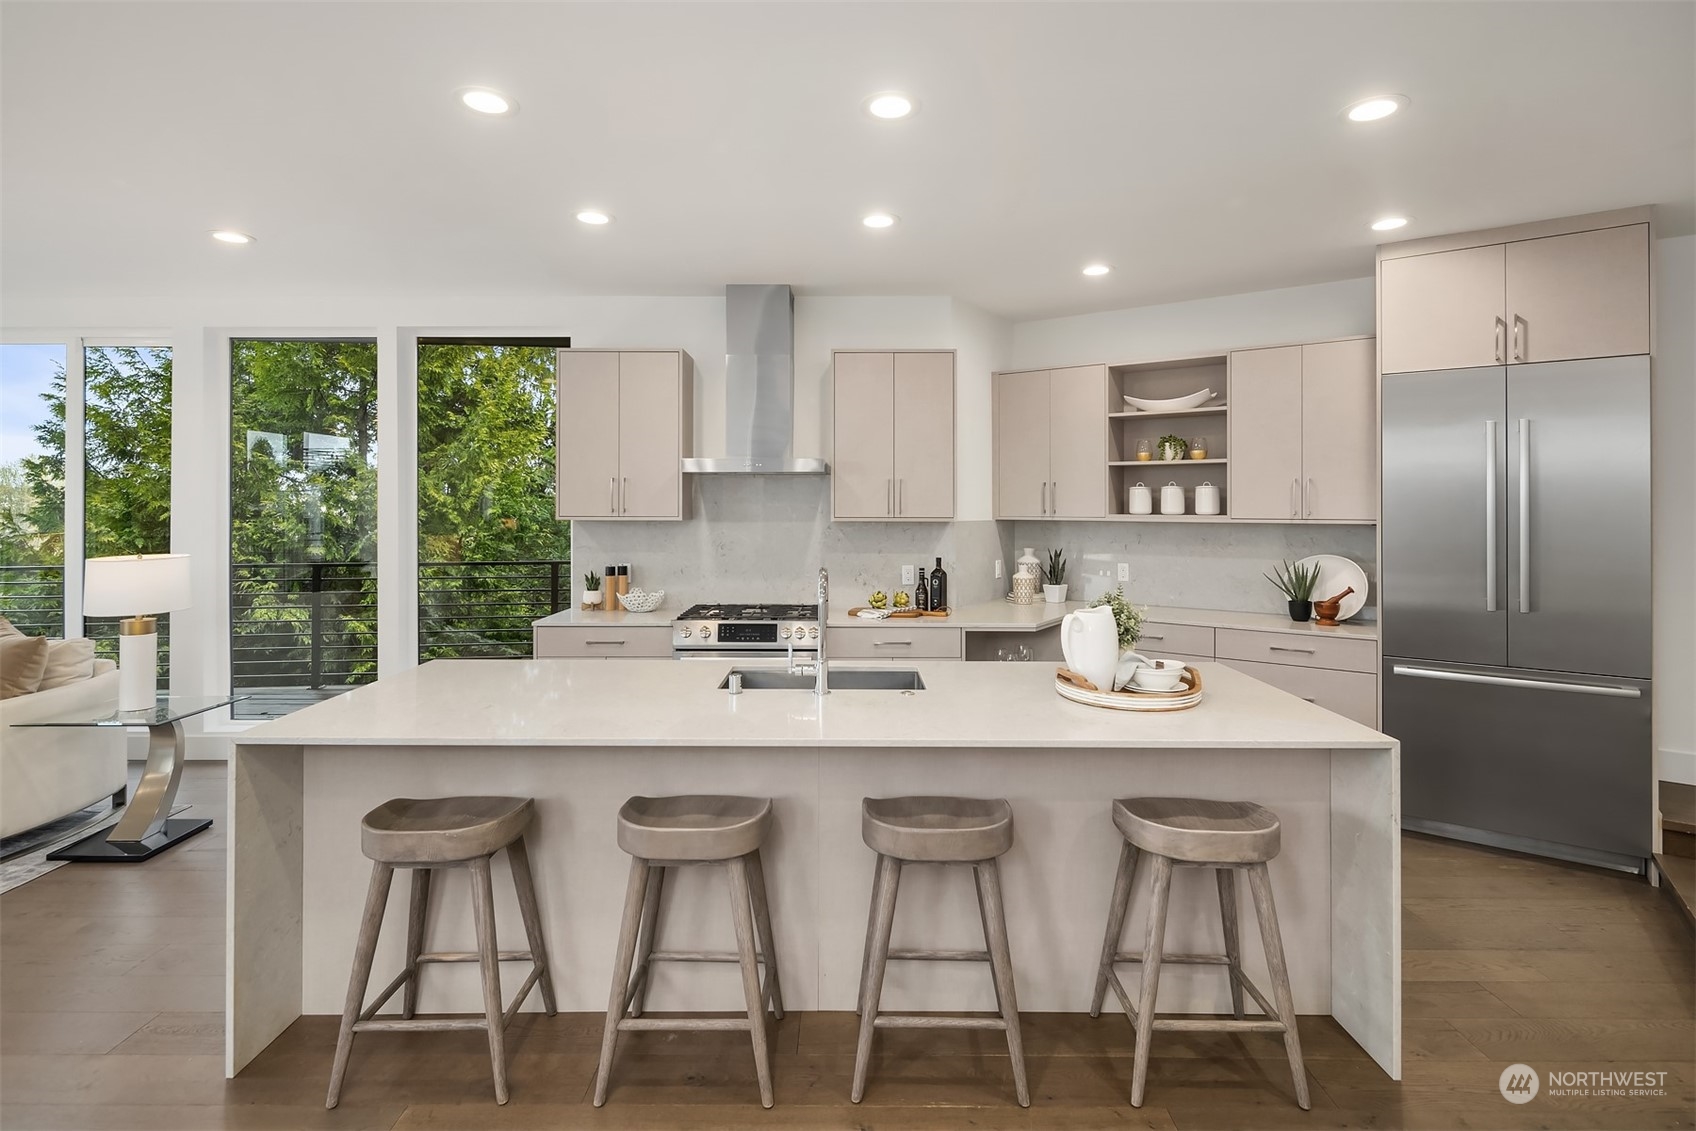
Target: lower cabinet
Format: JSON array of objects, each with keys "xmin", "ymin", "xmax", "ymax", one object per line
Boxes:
[
  {"xmin": 1135, "ymin": 620, "xmax": 1379, "ymax": 727},
  {"xmin": 533, "ymin": 626, "xmax": 674, "ymax": 658},
  {"xmin": 1218, "ymin": 659, "xmax": 1378, "ymax": 729},
  {"xmin": 830, "ymin": 625, "xmax": 963, "ymax": 660}
]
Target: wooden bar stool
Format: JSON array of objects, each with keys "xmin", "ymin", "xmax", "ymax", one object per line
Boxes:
[
  {"xmin": 1089, "ymin": 797, "xmax": 1310, "ymax": 1110},
  {"xmin": 325, "ymin": 796, "xmax": 556, "ymax": 1108},
  {"xmin": 853, "ymin": 795, "xmax": 1029, "ymax": 1107},
  {"xmin": 593, "ymin": 795, "xmax": 783, "ymax": 1109}
]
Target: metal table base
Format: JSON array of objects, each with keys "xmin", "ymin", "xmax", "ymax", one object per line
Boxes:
[{"xmin": 48, "ymin": 715, "xmax": 211, "ymax": 863}]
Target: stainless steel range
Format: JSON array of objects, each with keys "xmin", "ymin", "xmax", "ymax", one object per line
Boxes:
[{"xmin": 672, "ymin": 603, "xmax": 819, "ymax": 659}]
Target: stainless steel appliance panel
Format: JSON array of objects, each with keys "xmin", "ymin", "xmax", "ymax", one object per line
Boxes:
[
  {"xmin": 1385, "ymin": 658, "xmax": 1651, "ymax": 861},
  {"xmin": 1381, "ymin": 368, "xmax": 1508, "ymax": 666},
  {"xmin": 1505, "ymin": 357, "xmax": 1651, "ymax": 678}
]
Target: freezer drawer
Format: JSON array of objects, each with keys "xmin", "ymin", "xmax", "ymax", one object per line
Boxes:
[{"xmin": 1384, "ymin": 659, "xmax": 1650, "ymax": 862}]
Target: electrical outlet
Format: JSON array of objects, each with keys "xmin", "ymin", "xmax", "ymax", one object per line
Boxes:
[
  {"xmin": 994, "ymin": 559, "xmax": 1003, "ymax": 580},
  {"xmin": 902, "ymin": 564, "xmax": 915, "ymax": 586},
  {"xmin": 1117, "ymin": 562, "xmax": 1131, "ymax": 583}
]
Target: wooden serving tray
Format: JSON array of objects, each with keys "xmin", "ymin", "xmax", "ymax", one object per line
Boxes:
[
  {"xmin": 846, "ymin": 606, "xmax": 951, "ymax": 619},
  {"xmin": 1055, "ymin": 666, "xmax": 1205, "ymax": 712}
]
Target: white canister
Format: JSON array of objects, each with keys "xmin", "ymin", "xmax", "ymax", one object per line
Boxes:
[
  {"xmin": 1127, "ymin": 482, "xmax": 1153, "ymax": 515},
  {"xmin": 1160, "ymin": 482, "xmax": 1186, "ymax": 515},
  {"xmin": 1194, "ymin": 481, "xmax": 1221, "ymax": 515}
]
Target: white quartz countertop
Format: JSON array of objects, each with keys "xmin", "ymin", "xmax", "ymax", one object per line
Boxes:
[
  {"xmin": 828, "ymin": 600, "xmax": 1378, "ymax": 640},
  {"xmin": 532, "ymin": 607, "xmax": 676, "ymax": 628},
  {"xmin": 236, "ymin": 658, "xmax": 1393, "ymax": 751}
]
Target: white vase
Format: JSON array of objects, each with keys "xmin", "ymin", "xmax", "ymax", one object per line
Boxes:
[{"xmin": 1043, "ymin": 583, "xmax": 1068, "ymax": 603}]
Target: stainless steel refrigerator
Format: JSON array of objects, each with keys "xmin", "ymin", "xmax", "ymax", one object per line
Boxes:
[{"xmin": 1381, "ymin": 355, "xmax": 1652, "ymax": 873}]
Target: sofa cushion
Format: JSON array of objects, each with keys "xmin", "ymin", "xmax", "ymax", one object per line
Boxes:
[
  {"xmin": 0, "ymin": 615, "xmax": 21, "ymax": 638},
  {"xmin": 0, "ymin": 634, "xmax": 50, "ymax": 699},
  {"xmin": 39, "ymin": 638, "xmax": 97, "ymax": 691}
]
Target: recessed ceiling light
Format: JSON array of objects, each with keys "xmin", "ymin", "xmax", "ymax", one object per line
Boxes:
[
  {"xmin": 459, "ymin": 87, "xmax": 515, "ymax": 115},
  {"xmin": 210, "ymin": 230, "xmax": 254, "ymax": 245},
  {"xmin": 865, "ymin": 92, "xmax": 915, "ymax": 120},
  {"xmin": 576, "ymin": 210, "xmax": 612, "ymax": 226},
  {"xmin": 1371, "ymin": 216, "xmax": 1409, "ymax": 231},
  {"xmin": 1345, "ymin": 94, "xmax": 1408, "ymax": 122},
  {"xmin": 1082, "ymin": 263, "xmax": 1111, "ymax": 277},
  {"xmin": 862, "ymin": 212, "xmax": 897, "ymax": 229}
]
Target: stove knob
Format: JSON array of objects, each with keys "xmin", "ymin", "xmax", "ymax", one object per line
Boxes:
[
  {"xmin": 699, "ymin": 625, "xmax": 712, "ymax": 639},
  {"xmin": 808, "ymin": 626, "xmax": 819, "ymax": 639},
  {"xmin": 679, "ymin": 626, "xmax": 692, "ymax": 638},
  {"xmin": 780, "ymin": 627, "xmax": 792, "ymax": 639}
]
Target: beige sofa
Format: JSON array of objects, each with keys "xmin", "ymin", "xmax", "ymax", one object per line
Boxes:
[{"xmin": 1, "ymin": 658, "xmax": 127, "ymax": 840}]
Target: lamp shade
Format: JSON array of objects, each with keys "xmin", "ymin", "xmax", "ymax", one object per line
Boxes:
[{"xmin": 84, "ymin": 553, "xmax": 193, "ymax": 617}]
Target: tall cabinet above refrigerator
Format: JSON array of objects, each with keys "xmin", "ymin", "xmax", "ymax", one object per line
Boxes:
[{"xmin": 1377, "ymin": 211, "xmax": 1654, "ymax": 873}]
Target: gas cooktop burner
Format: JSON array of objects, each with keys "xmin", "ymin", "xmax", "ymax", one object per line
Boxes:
[{"xmin": 677, "ymin": 603, "xmax": 819, "ymax": 622}]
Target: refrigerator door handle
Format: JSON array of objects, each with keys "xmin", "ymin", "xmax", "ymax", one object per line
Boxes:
[
  {"xmin": 1517, "ymin": 418, "xmax": 1531, "ymax": 613},
  {"xmin": 1391, "ymin": 664, "xmax": 1642, "ymax": 699},
  {"xmin": 1485, "ymin": 420, "xmax": 1499, "ymax": 612}
]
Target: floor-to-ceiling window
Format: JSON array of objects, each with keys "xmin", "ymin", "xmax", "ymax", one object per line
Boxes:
[
  {"xmin": 82, "ymin": 344, "xmax": 173, "ymax": 675},
  {"xmin": 0, "ymin": 343, "xmax": 69, "ymax": 636},
  {"xmin": 230, "ymin": 340, "xmax": 378, "ymax": 718},
  {"xmin": 416, "ymin": 340, "xmax": 570, "ymax": 659}
]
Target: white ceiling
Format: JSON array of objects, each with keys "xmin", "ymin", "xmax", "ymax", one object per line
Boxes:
[{"xmin": 2, "ymin": 1, "xmax": 1692, "ymax": 321}]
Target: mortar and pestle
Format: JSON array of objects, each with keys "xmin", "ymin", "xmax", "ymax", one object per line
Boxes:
[{"xmin": 1312, "ymin": 587, "xmax": 1355, "ymax": 627}]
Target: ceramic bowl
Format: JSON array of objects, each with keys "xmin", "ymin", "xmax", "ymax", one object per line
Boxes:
[
  {"xmin": 617, "ymin": 588, "xmax": 665, "ymax": 613},
  {"xmin": 1122, "ymin": 388, "xmax": 1215, "ymax": 413},
  {"xmin": 1130, "ymin": 661, "xmax": 1186, "ymax": 692}
]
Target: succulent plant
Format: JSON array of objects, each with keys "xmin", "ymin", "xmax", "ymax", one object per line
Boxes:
[
  {"xmin": 1264, "ymin": 559, "xmax": 1320, "ymax": 602},
  {"xmin": 583, "ymin": 572, "xmax": 602, "ymax": 592}
]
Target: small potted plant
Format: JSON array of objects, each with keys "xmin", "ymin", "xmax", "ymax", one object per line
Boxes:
[
  {"xmin": 1042, "ymin": 548, "xmax": 1069, "ymax": 603},
  {"xmin": 1088, "ymin": 585, "xmax": 1147, "ymax": 653},
  {"xmin": 582, "ymin": 571, "xmax": 602, "ymax": 608},
  {"xmin": 1157, "ymin": 433, "xmax": 1187, "ymax": 462},
  {"xmin": 1264, "ymin": 559, "xmax": 1320, "ymax": 622}
]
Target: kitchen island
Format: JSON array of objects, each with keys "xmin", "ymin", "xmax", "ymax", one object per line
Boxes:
[{"xmin": 227, "ymin": 659, "xmax": 1400, "ymax": 1081}]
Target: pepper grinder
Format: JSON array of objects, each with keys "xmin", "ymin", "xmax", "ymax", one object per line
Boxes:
[{"xmin": 603, "ymin": 563, "xmax": 619, "ymax": 611}]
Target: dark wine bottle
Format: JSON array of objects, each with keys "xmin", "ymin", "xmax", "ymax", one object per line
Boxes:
[
  {"xmin": 915, "ymin": 569, "xmax": 929, "ymax": 612},
  {"xmin": 928, "ymin": 557, "xmax": 948, "ymax": 611}
]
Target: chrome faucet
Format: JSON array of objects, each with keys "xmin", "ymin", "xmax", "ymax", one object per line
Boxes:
[{"xmin": 814, "ymin": 566, "xmax": 830, "ymax": 695}]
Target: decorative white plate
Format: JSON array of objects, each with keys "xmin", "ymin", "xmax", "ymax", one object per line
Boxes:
[
  {"xmin": 1293, "ymin": 555, "xmax": 1367, "ymax": 621},
  {"xmin": 1123, "ymin": 388, "xmax": 1217, "ymax": 413}
]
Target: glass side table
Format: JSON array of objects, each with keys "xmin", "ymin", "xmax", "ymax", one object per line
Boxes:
[{"xmin": 10, "ymin": 695, "xmax": 247, "ymax": 862}]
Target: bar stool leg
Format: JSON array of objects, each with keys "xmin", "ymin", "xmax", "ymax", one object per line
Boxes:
[
  {"xmin": 975, "ymin": 859, "xmax": 1030, "ymax": 1108},
  {"xmin": 745, "ymin": 849, "xmax": 785, "ymax": 1020},
  {"xmin": 854, "ymin": 855, "xmax": 887, "ymax": 1017},
  {"xmin": 726, "ymin": 855, "xmax": 775, "ymax": 1108},
  {"xmin": 401, "ymin": 868, "xmax": 432, "ymax": 1020},
  {"xmin": 467, "ymin": 855, "xmax": 509, "ymax": 1104},
  {"xmin": 1215, "ymin": 868, "xmax": 1245, "ymax": 1020},
  {"xmin": 629, "ymin": 864, "xmax": 664, "ymax": 1018},
  {"xmin": 1129, "ymin": 853, "xmax": 1173, "ymax": 1109},
  {"xmin": 850, "ymin": 853, "xmax": 902, "ymax": 1103},
  {"xmin": 972, "ymin": 866, "xmax": 1003, "ymax": 1015},
  {"xmin": 1246, "ymin": 862, "xmax": 1311, "ymax": 1110},
  {"xmin": 506, "ymin": 835, "xmax": 558, "ymax": 1016},
  {"xmin": 326, "ymin": 861, "xmax": 393, "ymax": 1109},
  {"xmin": 593, "ymin": 856, "xmax": 651, "ymax": 1107},
  {"xmin": 1090, "ymin": 839, "xmax": 1139, "ymax": 1018}
]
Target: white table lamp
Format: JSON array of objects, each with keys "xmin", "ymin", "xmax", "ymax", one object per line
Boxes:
[{"xmin": 84, "ymin": 553, "xmax": 192, "ymax": 711}]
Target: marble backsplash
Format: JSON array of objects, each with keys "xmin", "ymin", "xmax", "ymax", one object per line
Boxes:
[
  {"xmin": 571, "ymin": 477, "xmax": 1006, "ymax": 608},
  {"xmin": 1008, "ymin": 520, "xmax": 1378, "ymax": 620}
]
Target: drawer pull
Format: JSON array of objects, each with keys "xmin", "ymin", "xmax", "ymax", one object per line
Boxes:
[
  {"xmin": 585, "ymin": 639, "xmax": 627, "ymax": 646},
  {"xmin": 1141, "ymin": 634, "xmax": 1164, "ymax": 641},
  {"xmin": 873, "ymin": 640, "xmax": 913, "ymax": 647},
  {"xmin": 1300, "ymin": 696, "xmax": 1317, "ymax": 703},
  {"xmin": 1268, "ymin": 645, "xmax": 1316, "ymax": 654}
]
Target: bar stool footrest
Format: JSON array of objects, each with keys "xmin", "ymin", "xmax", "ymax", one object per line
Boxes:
[
  {"xmin": 616, "ymin": 1016, "xmax": 755, "ymax": 1033},
  {"xmin": 354, "ymin": 1017, "xmax": 488, "ymax": 1034},
  {"xmin": 417, "ymin": 950, "xmax": 536, "ymax": 964},
  {"xmin": 873, "ymin": 1014, "xmax": 1009, "ymax": 1031},
  {"xmin": 887, "ymin": 948, "xmax": 991, "ymax": 962}
]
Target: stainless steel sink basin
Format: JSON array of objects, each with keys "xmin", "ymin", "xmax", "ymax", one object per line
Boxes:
[{"xmin": 720, "ymin": 668, "xmax": 925, "ymax": 691}]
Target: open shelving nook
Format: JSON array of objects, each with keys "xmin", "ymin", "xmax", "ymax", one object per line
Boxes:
[{"xmin": 1107, "ymin": 353, "xmax": 1229, "ymax": 520}]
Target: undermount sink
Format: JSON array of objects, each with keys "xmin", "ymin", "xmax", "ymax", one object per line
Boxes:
[{"xmin": 719, "ymin": 668, "xmax": 925, "ymax": 691}]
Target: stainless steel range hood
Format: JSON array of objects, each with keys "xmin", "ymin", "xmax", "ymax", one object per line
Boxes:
[{"xmin": 681, "ymin": 284, "xmax": 828, "ymax": 474}]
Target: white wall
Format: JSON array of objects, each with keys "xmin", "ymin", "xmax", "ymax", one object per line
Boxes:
[
  {"xmin": 1009, "ymin": 277, "xmax": 1376, "ymax": 369},
  {"xmin": 1654, "ymin": 236, "xmax": 1695, "ymax": 785}
]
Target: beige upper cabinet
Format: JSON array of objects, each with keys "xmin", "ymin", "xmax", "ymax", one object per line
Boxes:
[
  {"xmin": 1227, "ymin": 338, "xmax": 1376, "ymax": 522},
  {"xmin": 1380, "ymin": 221, "xmax": 1650, "ymax": 374},
  {"xmin": 555, "ymin": 349, "xmax": 693, "ymax": 521},
  {"xmin": 1299, "ymin": 338, "xmax": 1377, "ymax": 521},
  {"xmin": 831, "ymin": 350, "xmax": 954, "ymax": 520},
  {"xmin": 1226, "ymin": 346, "xmax": 1304, "ymax": 520},
  {"xmin": 993, "ymin": 364, "xmax": 1106, "ymax": 519},
  {"xmin": 1379, "ymin": 244, "xmax": 1505, "ymax": 374},
  {"xmin": 1506, "ymin": 225, "xmax": 1649, "ymax": 364}
]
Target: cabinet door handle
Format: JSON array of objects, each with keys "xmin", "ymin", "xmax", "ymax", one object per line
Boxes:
[
  {"xmin": 1040, "ymin": 481, "xmax": 1048, "ymax": 515},
  {"xmin": 1485, "ymin": 420, "xmax": 1499, "ymax": 612},
  {"xmin": 887, "ymin": 478, "xmax": 893, "ymax": 515},
  {"xmin": 898, "ymin": 478, "xmax": 904, "ymax": 515},
  {"xmin": 1289, "ymin": 478, "xmax": 1298, "ymax": 518},
  {"xmin": 1305, "ymin": 478, "xmax": 1314, "ymax": 518},
  {"xmin": 1300, "ymin": 696, "xmax": 1318, "ymax": 703},
  {"xmin": 609, "ymin": 477, "xmax": 617, "ymax": 515},
  {"xmin": 1495, "ymin": 317, "xmax": 1506, "ymax": 364},
  {"xmin": 1268, "ymin": 645, "xmax": 1316, "ymax": 654},
  {"xmin": 622, "ymin": 477, "xmax": 628, "ymax": 514},
  {"xmin": 1517, "ymin": 418, "xmax": 1531, "ymax": 613},
  {"xmin": 1050, "ymin": 481, "xmax": 1058, "ymax": 515},
  {"xmin": 1511, "ymin": 315, "xmax": 1526, "ymax": 363}
]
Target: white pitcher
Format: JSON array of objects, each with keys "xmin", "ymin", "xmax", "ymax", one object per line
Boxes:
[{"xmin": 1061, "ymin": 605, "xmax": 1120, "ymax": 693}]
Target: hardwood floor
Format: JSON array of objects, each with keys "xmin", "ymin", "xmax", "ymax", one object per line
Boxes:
[{"xmin": 2, "ymin": 763, "xmax": 1691, "ymax": 1130}]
